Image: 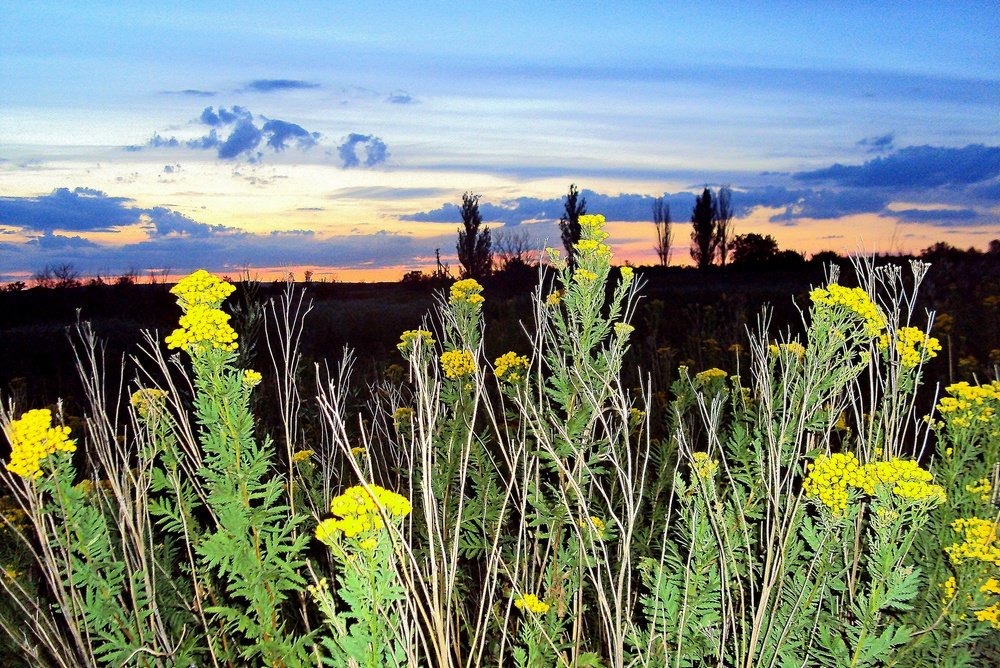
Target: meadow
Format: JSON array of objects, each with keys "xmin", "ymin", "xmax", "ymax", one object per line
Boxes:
[{"xmin": 1, "ymin": 217, "xmax": 999, "ymax": 666}]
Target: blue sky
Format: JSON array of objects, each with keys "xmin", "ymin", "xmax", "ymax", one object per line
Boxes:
[{"xmin": 1, "ymin": 1, "xmax": 998, "ymax": 281}]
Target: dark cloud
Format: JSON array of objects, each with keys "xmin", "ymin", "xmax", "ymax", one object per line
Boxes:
[
  {"xmin": 968, "ymin": 181, "xmax": 1000, "ymax": 201},
  {"xmin": 244, "ymin": 79, "xmax": 320, "ymax": 93},
  {"xmin": 162, "ymin": 89, "xmax": 217, "ymax": 97},
  {"xmin": 795, "ymin": 144, "xmax": 1000, "ymax": 188},
  {"xmin": 261, "ymin": 119, "xmax": 319, "ymax": 151},
  {"xmin": 131, "ymin": 106, "xmax": 321, "ymax": 162},
  {"xmin": 888, "ymin": 208, "xmax": 981, "ymax": 225},
  {"xmin": 31, "ymin": 231, "xmax": 101, "ymax": 250},
  {"xmin": 767, "ymin": 189, "xmax": 889, "ymax": 223},
  {"xmin": 856, "ymin": 132, "xmax": 895, "ymax": 154},
  {"xmin": 337, "ymin": 133, "xmax": 389, "ymax": 168},
  {"xmin": 387, "ymin": 90, "xmax": 414, "ymax": 104}
]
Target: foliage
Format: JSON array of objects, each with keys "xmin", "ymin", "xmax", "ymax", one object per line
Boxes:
[
  {"xmin": 2, "ymin": 223, "xmax": 1000, "ymax": 667},
  {"xmin": 456, "ymin": 192, "xmax": 493, "ymax": 280},
  {"xmin": 558, "ymin": 183, "xmax": 587, "ymax": 266},
  {"xmin": 690, "ymin": 187, "xmax": 718, "ymax": 269}
]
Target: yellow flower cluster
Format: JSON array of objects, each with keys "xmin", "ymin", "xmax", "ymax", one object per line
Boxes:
[
  {"xmin": 941, "ymin": 575, "xmax": 957, "ymax": 601},
  {"xmin": 292, "ymin": 449, "xmax": 314, "ymax": 463},
  {"xmin": 397, "ymin": 329, "xmax": 435, "ymax": 354},
  {"xmin": 893, "ymin": 326, "xmax": 941, "ymax": 368},
  {"xmin": 966, "ymin": 477, "xmax": 993, "ymax": 502},
  {"xmin": 4, "ymin": 409, "xmax": 76, "ymax": 478},
  {"xmin": 574, "ymin": 238, "xmax": 612, "ymax": 260},
  {"xmin": 0, "ymin": 496, "xmax": 28, "ymax": 532},
  {"xmin": 803, "ymin": 452, "xmax": 944, "ymax": 513},
  {"xmin": 545, "ymin": 290, "xmax": 564, "ymax": 306},
  {"xmin": 441, "ymin": 349, "xmax": 476, "ymax": 379},
  {"xmin": 614, "ymin": 322, "xmax": 635, "ymax": 338},
  {"xmin": 165, "ymin": 305, "xmax": 239, "ymax": 352},
  {"xmin": 315, "ymin": 484, "xmax": 412, "ymax": 543},
  {"xmin": 574, "ymin": 269, "xmax": 598, "ymax": 283},
  {"xmin": 936, "ymin": 381, "xmax": 1000, "ymax": 429},
  {"xmin": 130, "ymin": 388, "xmax": 167, "ymax": 418},
  {"xmin": 620, "ymin": 266, "xmax": 634, "ymax": 281},
  {"xmin": 242, "ymin": 369, "xmax": 262, "ymax": 387},
  {"xmin": 975, "ymin": 604, "xmax": 1000, "ymax": 628},
  {"xmin": 393, "ymin": 407, "xmax": 414, "ymax": 428},
  {"xmin": 768, "ymin": 341, "xmax": 806, "ymax": 361},
  {"xmin": 450, "ymin": 279, "xmax": 485, "ymax": 305},
  {"xmin": 694, "ymin": 368, "xmax": 728, "ymax": 386},
  {"xmin": 514, "ymin": 593, "xmax": 550, "ymax": 614},
  {"xmin": 691, "ymin": 451, "xmax": 719, "ymax": 480},
  {"xmin": 945, "ymin": 518, "xmax": 1000, "ymax": 566},
  {"xmin": 810, "ymin": 284, "xmax": 887, "ymax": 338},
  {"xmin": 494, "ymin": 351, "xmax": 529, "ymax": 383},
  {"xmin": 170, "ymin": 269, "xmax": 236, "ymax": 308},
  {"xmin": 579, "ymin": 214, "xmax": 608, "ymax": 237},
  {"xmin": 578, "ymin": 515, "xmax": 606, "ymax": 539}
]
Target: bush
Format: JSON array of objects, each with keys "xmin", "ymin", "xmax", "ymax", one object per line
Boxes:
[{"xmin": 1, "ymin": 220, "xmax": 999, "ymax": 666}]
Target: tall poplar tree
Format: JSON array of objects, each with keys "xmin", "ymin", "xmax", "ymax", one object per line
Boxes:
[{"xmin": 456, "ymin": 192, "xmax": 493, "ymax": 279}]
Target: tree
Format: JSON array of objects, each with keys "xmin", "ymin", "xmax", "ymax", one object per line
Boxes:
[
  {"xmin": 559, "ymin": 183, "xmax": 587, "ymax": 265},
  {"xmin": 690, "ymin": 188, "xmax": 718, "ymax": 270},
  {"xmin": 456, "ymin": 192, "xmax": 492, "ymax": 279},
  {"xmin": 731, "ymin": 233, "xmax": 779, "ymax": 266},
  {"xmin": 714, "ymin": 186, "xmax": 734, "ymax": 267},
  {"xmin": 652, "ymin": 196, "xmax": 672, "ymax": 267},
  {"xmin": 493, "ymin": 228, "xmax": 537, "ymax": 273}
]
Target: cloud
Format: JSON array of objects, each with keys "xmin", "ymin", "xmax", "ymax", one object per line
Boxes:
[
  {"xmin": 795, "ymin": 144, "xmax": 1000, "ymax": 188},
  {"xmin": 337, "ymin": 133, "xmax": 389, "ymax": 168},
  {"xmin": 162, "ymin": 89, "xmax": 217, "ymax": 97},
  {"xmin": 0, "ymin": 188, "xmax": 230, "ymax": 237},
  {"xmin": 244, "ymin": 79, "xmax": 320, "ymax": 93},
  {"xmin": 130, "ymin": 106, "xmax": 322, "ymax": 162},
  {"xmin": 888, "ymin": 208, "xmax": 981, "ymax": 225},
  {"xmin": 856, "ymin": 133, "xmax": 895, "ymax": 154},
  {"xmin": 766, "ymin": 189, "xmax": 889, "ymax": 223},
  {"xmin": 386, "ymin": 90, "xmax": 414, "ymax": 104}
]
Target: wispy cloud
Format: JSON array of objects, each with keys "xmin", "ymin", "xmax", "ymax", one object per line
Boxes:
[
  {"xmin": 243, "ymin": 79, "xmax": 320, "ymax": 93},
  {"xmin": 162, "ymin": 89, "xmax": 217, "ymax": 97},
  {"xmin": 856, "ymin": 132, "xmax": 895, "ymax": 154},
  {"xmin": 386, "ymin": 90, "xmax": 414, "ymax": 104}
]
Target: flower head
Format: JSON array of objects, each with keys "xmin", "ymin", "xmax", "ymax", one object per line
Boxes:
[
  {"xmin": 514, "ymin": 593, "xmax": 550, "ymax": 614},
  {"xmin": 894, "ymin": 326, "xmax": 941, "ymax": 368},
  {"xmin": 165, "ymin": 304, "xmax": 238, "ymax": 352},
  {"xmin": 242, "ymin": 369, "xmax": 263, "ymax": 387},
  {"xmin": 494, "ymin": 351, "xmax": 529, "ymax": 383},
  {"xmin": 810, "ymin": 283, "xmax": 886, "ymax": 338},
  {"xmin": 397, "ymin": 329, "xmax": 435, "ymax": 355},
  {"xmin": 170, "ymin": 269, "xmax": 236, "ymax": 309},
  {"xmin": 315, "ymin": 484, "xmax": 412, "ymax": 544},
  {"xmin": 440, "ymin": 349, "xmax": 476, "ymax": 379},
  {"xmin": 450, "ymin": 279, "xmax": 484, "ymax": 306},
  {"xmin": 4, "ymin": 409, "xmax": 76, "ymax": 478},
  {"xmin": 130, "ymin": 388, "xmax": 168, "ymax": 419}
]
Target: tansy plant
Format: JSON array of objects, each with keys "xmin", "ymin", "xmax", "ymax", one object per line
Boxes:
[{"xmin": 3, "ymin": 228, "xmax": 1000, "ymax": 667}]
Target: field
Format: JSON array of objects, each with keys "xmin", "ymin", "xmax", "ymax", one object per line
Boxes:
[{"xmin": 1, "ymin": 221, "xmax": 999, "ymax": 666}]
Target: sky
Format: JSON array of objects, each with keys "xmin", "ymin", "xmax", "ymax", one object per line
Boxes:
[{"xmin": 1, "ymin": 1, "xmax": 998, "ymax": 283}]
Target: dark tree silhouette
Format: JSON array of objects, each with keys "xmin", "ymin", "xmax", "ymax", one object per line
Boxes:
[
  {"xmin": 652, "ymin": 196, "xmax": 672, "ymax": 267},
  {"xmin": 731, "ymin": 232, "xmax": 779, "ymax": 266},
  {"xmin": 714, "ymin": 186, "xmax": 734, "ymax": 267},
  {"xmin": 690, "ymin": 188, "xmax": 718, "ymax": 270},
  {"xmin": 559, "ymin": 183, "xmax": 587, "ymax": 265},
  {"xmin": 456, "ymin": 192, "xmax": 492, "ymax": 279}
]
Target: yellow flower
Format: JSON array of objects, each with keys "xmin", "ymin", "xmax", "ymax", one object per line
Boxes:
[
  {"xmin": 494, "ymin": 351, "xmax": 529, "ymax": 383},
  {"xmin": 975, "ymin": 604, "xmax": 1000, "ymax": 629},
  {"xmin": 130, "ymin": 388, "xmax": 168, "ymax": 418},
  {"xmin": 810, "ymin": 283, "xmax": 886, "ymax": 338},
  {"xmin": 242, "ymin": 369, "xmax": 263, "ymax": 387},
  {"xmin": 691, "ymin": 451, "xmax": 719, "ymax": 480},
  {"xmin": 397, "ymin": 329, "xmax": 435, "ymax": 355},
  {"xmin": 4, "ymin": 409, "xmax": 76, "ymax": 478},
  {"xmin": 292, "ymin": 449, "xmax": 314, "ymax": 463},
  {"xmin": 514, "ymin": 593, "xmax": 550, "ymax": 614},
  {"xmin": 393, "ymin": 407, "xmax": 414, "ymax": 428},
  {"xmin": 614, "ymin": 322, "xmax": 634, "ymax": 338},
  {"xmin": 894, "ymin": 326, "xmax": 941, "ymax": 368},
  {"xmin": 620, "ymin": 266, "xmax": 634, "ymax": 281},
  {"xmin": 694, "ymin": 368, "xmax": 727, "ymax": 386},
  {"xmin": 440, "ymin": 349, "xmax": 476, "ymax": 379},
  {"xmin": 945, "ymin": 517, "xmax": 1000, "ymax": 566},
  {"xmin": 316, "ymin": 484, "xmax": 412, "ymax": 544},
  {"xmin": 449, "ymin": 278, "xmax": 484, "ymax": 305},
  {"xmin": 545, "ymin": 290, "xmax": 564, "ymax": 306},
  {"xmin": 966, "ymin": 477, "xmax": 993, "ymax": 502},
  {"xmin": 941, "ymin": 576, "xmax": 957, "ymax": 602},
  {"xmin": 768, "ymin": 341, "xmax": 806, "ymax": 361},
  {"xmin": 578, "ymin": 515, "xmax": 606, "ymax": 539},
  {"xmin": 574, "ymin": 269, "xmax": 597, "ymax": 283},
  {"xmin": 170, "ymin": 269, "xmax": 236, "ymax": 308},
  {"xmin": 165, "ymin": 304, "xmax": 239, "ymax": 352}
]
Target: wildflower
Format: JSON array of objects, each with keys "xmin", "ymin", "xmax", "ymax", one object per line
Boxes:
[
  {"xmin": 440, "ymin": 349, "xmax": 476, "ymax": 379},
  {"xmin": 73, "ymin": 479, "xmax": 95, "ymax": 496},
  {"xmin": 4, "ymin": 409, "xmax": 76, "ymax": 478},
  {"xmin": 393, "ymin": 407, "xmax": 414, "ymax": 429},
  {"xmin": 170, "ymin": 269, "xmax": 235, "ymax": 308},
  {"xmin": 307, "ymin": 577, "xmax": 329, "ymax": 600},
  {"xmin": 768, "ymin": 341, "xmax": 806, "ymax": 361},
  {"xmin": 397, "ymin": 329, "xmax": 435, "ymax": 355},
  {"xmin": 861, "ymin": 458, "xmax": 946, "ymax": 504},
  {"xmin": 810, "ymin": 283, "xmax": 886, "ymax": 338},
  {"xmin": 315, "ymin": 484, "xmax": 412, "ymax": 543},
  {"xmin": 545, "ymin": 290, "xmax": 564, "ymax": 306},
  {"xmin": 802, "ymin": 452, "xmax": 865, "ymax": 513},
  {"xmin": 494, "ymin": 351, "xmax": 529, "ymax": 383},
  {"xmin": 165, "ymin": 304, "xmax": 239, "ymax": 352},
  {"xmin": 574, "ymin": 238, "xmax": 612, "ymax": 259},
  {"xmin": 574, "ymin": 269, "xmax": 597, "ymax": 283},
  {"xmin": 966, "ymin": 478, "xmax": 993, "ymax": 503},
  {"xmin": 449, "ymin": 279, "xmax": 484, "ymax": 306},
  {"xmin": 579, "ymin": 515, "xmax": 606, "ymax": 539},
  {"xmin": 894, "ymin": 326, "xmax": 941, "ymax": 368},
  {"xmin": 945, "ymin": 517, "xmax": 1000, "ymax": 566},
  {"xmin": 620, "ymin": 266, "xmax": 634, "ymax": 281},
  {"xmin": 614, "ymin": 322, "xmax": 634, "ymax": 338},
  {"xmin": 691, "ymin": 451, "xmax": 719, "ymax": 480},
  {"xmin": 976, "ymin": 604, "xmax": 1000, "ymax": 629},
  {"xmin": 350, "ymin": 447, "xmax": 367, "ymax": 457},
  {"xmin": 514, "ymin": 593, "xmax": 550, "ymax": 614},
  {"xmin": 941, "ymin": 576, "xmax": 957, "ymax": 602},
  {"xmin": 694, "ymin": 368, "xmax": 727, "ymax": 386},
  {"xmin": 130, "ymin": 388, "xmax": 168, "ymax": 418},
  {"xmin": 292, "ymin": 449, "xmax": 314, "ymax": 463},
  {"xmin": 242, "ymin": 369, "xmax": 263, "ymax": 387}
]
